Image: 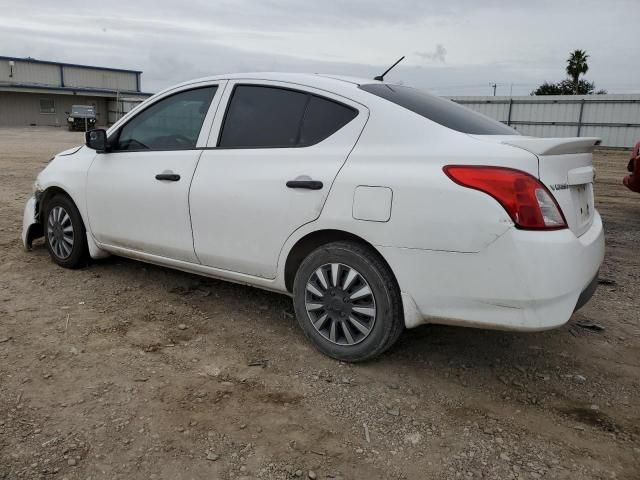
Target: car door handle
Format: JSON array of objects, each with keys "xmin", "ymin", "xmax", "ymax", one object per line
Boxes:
[
  {"xmin": 155, "ymin": 173, "xmax": 181, "ymax": 181},
  {"xmin": 286, "ymin": 180, "xmax": 323, "ymax": 190}
]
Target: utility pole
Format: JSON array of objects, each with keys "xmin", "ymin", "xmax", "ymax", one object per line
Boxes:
[{"xmin": 491, "ymin": 83, "xmax": 497, "ymax": 96}]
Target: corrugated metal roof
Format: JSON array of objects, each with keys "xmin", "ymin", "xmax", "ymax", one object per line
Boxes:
[
  {"xmin": 0, "ymin": 83, "xmax": 152, "ymax": 97},
  {"xmin": 0, "ymin": 55, "xmax": 142, "ymax": 74}
]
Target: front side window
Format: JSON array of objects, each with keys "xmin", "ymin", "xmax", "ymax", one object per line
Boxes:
[
  {"xmin": 359, "ymin": 84, "xmax": 518, "ymax": 135},
  {"xmin": 114, "ymin": 86, "xmax": 217, "ymax": 151},
  {"xmin": 218, "ymin": 85, "xmax": 358, "ymax": 148},
  {"xmin": 39, "ymin": 98, "xmax": 55, "ymax": 114}
]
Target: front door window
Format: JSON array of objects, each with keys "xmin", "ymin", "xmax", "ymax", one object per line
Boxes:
[{"xmin": 114, "ymin": 86, "xmax": 217, "ymax": 151}]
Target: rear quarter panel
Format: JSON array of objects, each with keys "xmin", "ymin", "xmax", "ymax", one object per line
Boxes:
[{"xmin": 304, "ymin": 101, "xmax": 540, "ymax": 253}]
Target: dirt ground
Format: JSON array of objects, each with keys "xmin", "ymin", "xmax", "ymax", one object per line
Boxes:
[{"xmin": 0, "ymin": 127, "xmax": 638, "ymax": 480}]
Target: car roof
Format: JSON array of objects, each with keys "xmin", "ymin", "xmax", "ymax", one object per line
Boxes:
[
  {"xmin": 109, "ymin": 73, "xmax": 394, "ymax": 134},
  {"xmin": 165, "ymin": 72, "xmax": 381, "ymax": 98}
]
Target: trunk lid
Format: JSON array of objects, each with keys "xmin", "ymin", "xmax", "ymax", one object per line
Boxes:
[
  {"xmin": 473, "ymin": 136, "xmax": 601, "ymax": 237},
  {"xmin": 502, "ymin": 137, "xmax": 600, "ymax": 237}
]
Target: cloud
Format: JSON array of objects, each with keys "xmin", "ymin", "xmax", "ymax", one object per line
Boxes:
[
  {"xmin": 0, "ymin": 0, "xmax": 638, "ymax": 95},
  {"xmin": 415, "ymin": 44, "xmax": 447, "ymax": 63}
]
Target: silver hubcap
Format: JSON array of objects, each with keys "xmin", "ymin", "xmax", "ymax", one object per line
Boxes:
[
  {"xmin": 47, "ymin": 206, "xmax": 74, "ymax": 259},
  {"xmin": 305, "ymin": 263, "xmax": 377, "ymax": 346}
]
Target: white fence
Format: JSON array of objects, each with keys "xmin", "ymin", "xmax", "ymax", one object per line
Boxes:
[{"xmin": 448, "ymin": 94, "xmax": 640, "ymax": 149}]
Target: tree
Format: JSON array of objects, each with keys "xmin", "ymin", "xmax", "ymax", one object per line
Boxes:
[
  {"xmin": 531, "ymin": 81, "xmax": 563, "ymax": 95},
  {"xmin": 531, "ymin": 79, "xmax": 606, "ymax": 96},
  {"xmin": 558, "ymin": 79, "xmax": 595, "ymax": 95},
  {"xmin": 531, "ymin": 50, "xmax": 606, "ymax": 95},
  {"xmin": 566, "ymin": 49, "xmax": 590, "ymax": 93}
]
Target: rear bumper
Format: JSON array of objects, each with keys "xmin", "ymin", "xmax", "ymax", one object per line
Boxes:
[
  {"xmin": 574, "ymin": 272, "xmax": 599, "ymax": 312},
  {"xmin": 380, "ymin": 211, "xmax": 605, "ymax": 331}
]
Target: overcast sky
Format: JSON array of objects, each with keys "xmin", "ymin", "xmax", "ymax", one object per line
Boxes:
[{"xmin": 1, "ymin": 0, "xmax": 638, "ymax": 96}]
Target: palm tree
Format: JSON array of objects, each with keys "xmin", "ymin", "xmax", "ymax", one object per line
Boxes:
[{"xmin": 566, "ymin": 50, "xmax": 589, "ymax": 94}]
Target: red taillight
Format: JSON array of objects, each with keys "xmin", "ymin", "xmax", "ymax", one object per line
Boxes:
[{"xmin": 443, "ymin": 165, "xmax": 567, "ymax": 230}]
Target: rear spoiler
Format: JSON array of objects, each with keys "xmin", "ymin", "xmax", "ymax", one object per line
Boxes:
[{"xmin": 501, "ymin": 137, "xmax": 601, "ymax": 156}]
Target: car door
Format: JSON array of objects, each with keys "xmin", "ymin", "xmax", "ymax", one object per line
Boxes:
[
  {"xmin": 189, "ymin": 80, "xmax": 368, "ymax": 278},
  {"xmin": 86, "ymin": 82, "xmax": 225, "ymax": 262}
]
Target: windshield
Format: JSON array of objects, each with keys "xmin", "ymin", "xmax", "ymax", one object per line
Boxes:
[
  {"xmin": 359, "ymin": 84, "xmax": 518, "ymax": 135},
  {"xmin": 71, "ymin": 105, "xmax": 95, "ymax": 117}
]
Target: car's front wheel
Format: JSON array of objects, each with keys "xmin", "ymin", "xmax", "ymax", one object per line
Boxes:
[
  {"xmin": 44, "ymin": 194, "xmax": 88, "ymax": 269},
  {"xmin": 293, "ymin": 241, "xmax": 404, "ymax": 362}
]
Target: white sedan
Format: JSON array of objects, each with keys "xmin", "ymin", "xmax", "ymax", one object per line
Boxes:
[{"xmin": 22, "ymin": 73, "xmax": 604, "ymax": 361}]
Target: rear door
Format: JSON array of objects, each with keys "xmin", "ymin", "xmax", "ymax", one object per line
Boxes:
[{"xmin": 190, "ymin": 80, "xmax": 368, "ymax": 278}]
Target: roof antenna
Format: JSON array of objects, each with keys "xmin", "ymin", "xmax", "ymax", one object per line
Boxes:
[{"xmin": 374, "ymin": 56, "xmax": 405, "ymax": 81}]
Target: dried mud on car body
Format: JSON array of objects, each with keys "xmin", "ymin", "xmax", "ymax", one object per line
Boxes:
[{"xmin": 0, "ymin": 128, "xmax": 639, "ymax": 480}]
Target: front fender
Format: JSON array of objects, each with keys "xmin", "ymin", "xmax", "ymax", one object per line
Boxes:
[
  {"xmin": 24, "ymin": 145, "xmax": 108, "ymax": 258},
  {"xmin": 35, "ymin": 145, "xmax": 96, "ymax": 234}
]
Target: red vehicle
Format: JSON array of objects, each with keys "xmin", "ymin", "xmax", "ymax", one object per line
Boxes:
[{"xmin": 624, "ymin": 141, "xmax": 640, "ymax": 193}]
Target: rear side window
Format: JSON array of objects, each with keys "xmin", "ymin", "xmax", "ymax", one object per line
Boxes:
[
  {"xmin": 218, "ymin": 85, "xmax": 358, "ymax": 148},
  {"xmin": 219, "ymin": 86, "xmax": 308, "ymax": 148},
  {"xmin": 300, "ymin": 96, "xmax": 358, "ymax": 146},
  {"xmin": 359, "ymin": 84, "xmax": 517, "ymax": 135}
]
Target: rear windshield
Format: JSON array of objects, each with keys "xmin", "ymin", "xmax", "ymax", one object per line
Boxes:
[{"xmin": 359, "ymin": 84, "xmax": 518, "ymax": 135}]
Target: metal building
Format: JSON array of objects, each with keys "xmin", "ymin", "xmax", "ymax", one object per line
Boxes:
[
  {"xmin": 449, "ymin": 94, "xmax": 640, "ymax": 149},
  {"xmin": 0, "ymin": 56, "xmax": 152, "ymax": 127}
]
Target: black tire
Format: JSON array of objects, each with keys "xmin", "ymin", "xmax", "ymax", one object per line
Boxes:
[
  {"xmin": 292, "ymin": 241, "xmax": 404, "ymax": 362},
  {"xmin": 43, "ymin": 194, "xmax": 88, "ymax": 269}
]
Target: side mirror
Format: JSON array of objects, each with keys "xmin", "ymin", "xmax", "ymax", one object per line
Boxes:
[{"xmin": 85, "ymin": 129, "xmax": 108, "ymax": 152}]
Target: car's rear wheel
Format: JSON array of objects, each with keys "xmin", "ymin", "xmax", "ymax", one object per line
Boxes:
[
  {"xmin": 293, "ymin": 241, "xmax": 404, "ymax": 362},
  {"xmin": 44, "ymin": 194, "xmax": 88, "ymax": 269}
]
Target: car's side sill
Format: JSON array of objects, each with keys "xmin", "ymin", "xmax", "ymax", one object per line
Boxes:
[{"xmin": 99, "ymin": 244, "xmax": 290, "ymax": 296}]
